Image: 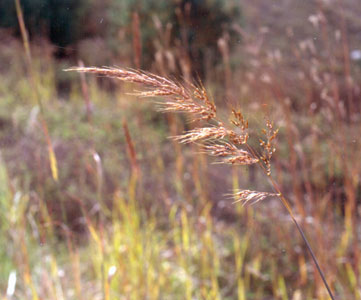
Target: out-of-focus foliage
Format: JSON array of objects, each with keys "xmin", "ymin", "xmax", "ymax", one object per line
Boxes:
[
  {"xmin": 0, "ymin": 0, "xmax": 86, "ymax": 51},
  {"xmin": 0, "ymin": 0, "xmax": 242, "ymax": 69},
  {"xmin": 2, "ymin": 0, "xmax": 361, "ymax": 298},
  {"xmin": 107, "ymin": 0, "xmax": 242, "ymax": 73}
]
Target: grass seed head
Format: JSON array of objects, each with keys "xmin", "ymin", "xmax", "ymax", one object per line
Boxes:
[
  {"xmin": 232, "ymin": 190, "xmax": 277, "ymax": 206},
  {"xmin": 203, "ymin": 143, "xmax": 258, "ymax": 165},
  {"xmin": 173, "ymin": 126, "xmax": 228, "ymax": 143}
]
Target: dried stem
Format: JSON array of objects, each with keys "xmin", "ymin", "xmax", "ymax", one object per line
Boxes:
[{"xmin": 15, "ymin": 0, "xmax": 58, "ymax": 182}]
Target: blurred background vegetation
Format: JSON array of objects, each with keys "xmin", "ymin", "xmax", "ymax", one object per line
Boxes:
[{"xmin": 0, "ymin": 0, "xmax": 361, "ymax": 299}]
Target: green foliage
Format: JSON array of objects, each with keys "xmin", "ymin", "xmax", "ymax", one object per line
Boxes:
[
  {"xmin": 1, "ymin": 0, "xmax": 243, "ymax": 68},
  {"xmin": 107, "ymin": 0, "xmax": 243, "ymax": 71},
  {"xmin": 0, "ymin": 158, "xmax": 15, "ymax": 288},
  {"xmin": 0, "ymin": 0, "xmax": 87, "ymax": 48},
  {"xmin": 107, "ymin": 0, "xmax": 174, "ymax": 54}
]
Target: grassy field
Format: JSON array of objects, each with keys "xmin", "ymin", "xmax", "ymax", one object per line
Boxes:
[{"xmin": 1, "ymin": 1, "xmax": 361, "ymax": 299}]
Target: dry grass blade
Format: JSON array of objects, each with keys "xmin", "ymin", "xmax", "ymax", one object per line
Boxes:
[
  {"xmin": 123, "ymin": 120, "xmax": 139, "ymax": 176},
  {"xmin": 132, "ymin": 11, "xmax": 142, "ymax": 69},
  {"xmin": 15, "ymin": 0, "xmax": 58, "ymax": 182}
]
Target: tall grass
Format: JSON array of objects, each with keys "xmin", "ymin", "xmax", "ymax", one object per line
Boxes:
[
  {"xmin": 66, "ymin": 66, "xmax": 335, "ymax": 299},
  {"xmin": 14, "ymin": 0, "xmax": 58, "ymax": 182},
  {"xmin": 1, "ymin": 49, "xmax": 359, "ymax": 297},
  {"xmin": 1, "ymin": 1, "xmax": 360, "ymax": 299}
]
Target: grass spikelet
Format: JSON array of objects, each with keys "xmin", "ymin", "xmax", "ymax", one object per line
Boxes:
[
  {"xmin": 203, "ymin": 142, "xmax": 258, "ymax": 165},
  {"xmin": 173, "ymin": 126, "xmax": 228, "ymax": 143},
  {"xmin": 259, "ymin": 120, "xmax": 279, "ymax": 176},
  {"xmin": 232, "ymin": 190, "xmax": 278, "ymax": 205}
]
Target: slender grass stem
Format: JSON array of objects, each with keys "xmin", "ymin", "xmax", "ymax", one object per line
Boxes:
[
  {"xmin": 14, "ymin": 0, "xmax": 59, "ymax": 182},
  {"xmin": 245, "ymin": 141, "xmax": 335, "ymax": 299},
  {"xmin": 290, "ymin": 211, "xmax": 335, "ymax": 300},
  {"xmin": 264, "ymin": 164, "xmax": 335, "ymax": 299}
]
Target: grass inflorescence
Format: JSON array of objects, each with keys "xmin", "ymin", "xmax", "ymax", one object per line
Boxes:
[{"xmin": 67, "ymin": 66, "xmax": 335, "ymax": 299}]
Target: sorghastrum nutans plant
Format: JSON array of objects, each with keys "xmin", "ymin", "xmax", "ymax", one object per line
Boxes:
[{"xmin": 66, "ymin": 66, "xmax": 335, "ymax": 300}]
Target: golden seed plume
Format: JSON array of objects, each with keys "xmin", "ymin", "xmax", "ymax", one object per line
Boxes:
[
  {"xmin": 65, "ymin": 67, "xmax": 216, "ymax": 122},
  {"xmin": 203, "ymin": 143, "xmax": 258, "ymax": 165},
  {"xmin": 232, "ymin": 190, "xmax": 278, "ymax": 206},
  {"xmin": 173, "ymin": 126, "xmax": 228, "ymax": 143}
]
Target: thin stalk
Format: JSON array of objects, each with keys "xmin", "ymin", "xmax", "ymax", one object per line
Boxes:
[
  {"xmin": 245, "ymin": 143, "xmax": 335, "ymax": 299},
  {"xmin": 214, "ymin": 115, "xmax": 334, "ymax": 297},
  {"xmin": 14, "ymin": 0, "xmax": 58, "ymax": 182},
  {"xmin": 274, "ymin": 188, "xmax": 335, "ymax": 300},
  {"xmin": 290, "ymin": 210, "xmax": 335, "ymax": 300}
]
